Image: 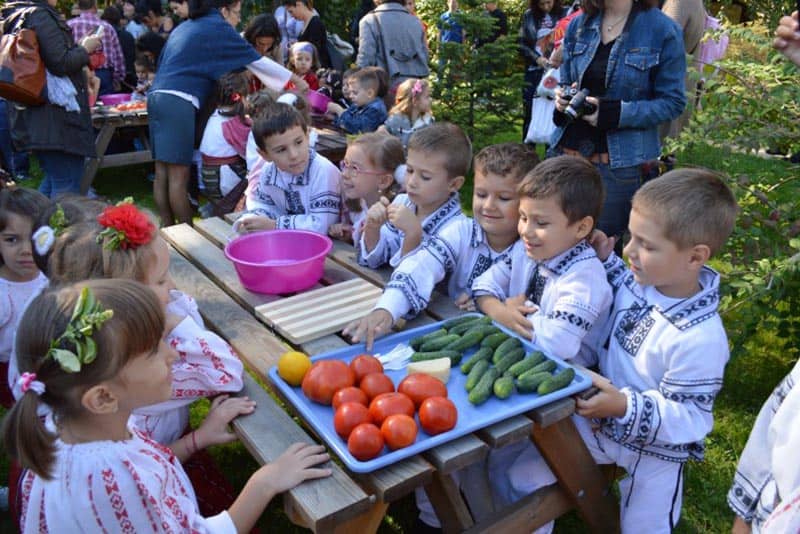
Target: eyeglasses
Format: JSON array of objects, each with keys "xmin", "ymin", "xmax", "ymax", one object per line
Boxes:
[{"xmin": 339, "ymin": 160, "xmax": 387, "ymax": 176}]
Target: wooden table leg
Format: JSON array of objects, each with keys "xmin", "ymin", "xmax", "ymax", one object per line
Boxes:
[
  {"xmin": 423, "ymin": 471, "xmax": 474, "ymax": 534},
  {"xmin": 330, "ymin": 500, "xmax": 389, "ymax": 534},
  {"xmin": 81, "ymin": 122, "xmax": 117, "ymax": 194},
  {"xmin": 531, "ymin": 417, "xmax": 619, "ymax": 533}
]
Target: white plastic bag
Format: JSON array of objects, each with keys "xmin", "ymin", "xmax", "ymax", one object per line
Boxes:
[
  {"xmin": 525, "ymin": 96, "xmax": 556, "ymax": 145},
  {"xmin": 535, "ymin": 67, "xmax": 560, "ymax": 99}
]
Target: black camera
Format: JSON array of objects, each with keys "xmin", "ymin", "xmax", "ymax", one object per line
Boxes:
[{"xmin": 562, "ymin": 87, "xmax": 597, "ymax": 122}]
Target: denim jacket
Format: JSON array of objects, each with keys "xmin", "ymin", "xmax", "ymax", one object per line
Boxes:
[
  {"xmin": 335, "ymin": 97, "xmax": 388, "ymax": 134},
  {"xmin": 551, "ymin": 7, "xmax": 686, "ymax": 168}
]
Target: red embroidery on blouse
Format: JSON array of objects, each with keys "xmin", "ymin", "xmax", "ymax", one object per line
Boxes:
[
  {"xmin": 198, "ymin": 338, "xmax": 230, "ymax": 383},
  {"xmin": 19, "ymin": 469, "xmax": 34, "ymax": 526},
  {"xmin": 122, "ymin": 459, "xmax": 159, "ymax": 531},
  {"xmin": 100, "ymin": 469, "xmax": 135, "ymax": 533}
]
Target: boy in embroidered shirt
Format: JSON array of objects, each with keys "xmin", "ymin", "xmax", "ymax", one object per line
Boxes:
[
  {"xmin": 472, "ymin": 155, "xmax": 612, "ymax": 367},
  {"xmin": 236, "ymin": 102, "xmax": 341, "ymax": 235},
  {"xmin": 346, "ymin": 143, "xmax": 539, "ymax": 349},
  {"xmin": 327, "ymin": 68, "xmax": 388, "ymax": 134},
  {"xmin": 574, "ymin": 168, "xmax": 738, "ymax": 533},
  {"xmin": 356, "ymin": 122, "xmax": 471, "ymax": 272}
]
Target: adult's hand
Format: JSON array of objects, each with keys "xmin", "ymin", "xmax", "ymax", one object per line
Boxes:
[
  {"xmin": 80, "ymin": 35, "xmax": 101, "ymax": 54},
  {"xmin": 774, "ymin": 12, "xmax": 800, "ymax": 67}
]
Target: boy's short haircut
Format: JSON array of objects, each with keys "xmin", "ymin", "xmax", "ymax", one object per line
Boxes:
[
  {"xmin": 407, "ymin": 122, "xmax": 472, "ymax": 179},
  {"xmin": 474, "ymin": 143, "xmax": 540, "ymax": 183},
  {"xmin": 350, "ymin": 68, "xmax": 382, "ymax": 98},
  {"xmin": 518, "ymin": 155, "xmax": 604, "ymax": 226},
  {"xmin": 632, "ymin": 168, "xmax": 738, "ymax": 255},
  {"xmin": 252, "ymin": 102, "xmax": 308, "ymax": 152}
]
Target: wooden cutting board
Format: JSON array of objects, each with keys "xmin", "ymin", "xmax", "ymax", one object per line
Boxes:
[{"xmin": 255, "ymin": 278, "xmax": 382, "ymax": 344}]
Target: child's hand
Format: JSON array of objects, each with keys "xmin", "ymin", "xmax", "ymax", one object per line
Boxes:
[
  {"xmin": 343, "ymin": 309, "xmax": 393, "ymax": 351},
  {"xmin": 255, "ymin": 442, "xmax": 331, "ymax": 495},
  {"xmin": 366, "ymin": 197, "xmax": 390, "ymax": 228},
  {"xmin": 454, "ymin": 293, "xmax": 476, "ymax": 311},
  {"xmin": 327, "ymin": 102, "xmax": 345, "ymax": 116},
  {"xmin": 387, "ymin": 204, "xmax": 420, "ymax": 237},
  {"xmin": 575, "ymin": 376, "xmax": 627, "ymax": 419},
  {"xmin": 328, "ymin": 223, "xmax": 353, "ymax": 242},
  {"xmin": 237, "ymin": 216, "xmax": 275, "ymax": 233},
  {"xmin": 588, "ymin": 229, "xmax": 616, "ymax": 262},
  {"xmin": 195, "ymin": 395, "xmax": 257, "ymax": 449},
  {"xmin": 495, "ymin": 294, "xmax": 536, "ymax": 339}
]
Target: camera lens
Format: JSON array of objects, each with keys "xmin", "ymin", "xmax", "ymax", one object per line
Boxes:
[{"xmin": 565, "ymin": 89, "xmax": 588, "ymax": 120}]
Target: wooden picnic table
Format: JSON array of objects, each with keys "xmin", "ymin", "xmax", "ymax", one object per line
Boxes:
[
  {"xmin": 162, "ymin": 216, "xmax": 619, "ymax": 533},
  {"xmin": 82, "ymin": 108, "xmax": 348, "ymax": 195}
]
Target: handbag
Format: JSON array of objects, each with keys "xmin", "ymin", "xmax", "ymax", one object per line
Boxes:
[
  {"xmin": 525, "ymin": 96, "xmax": 556, "ymax": 145},
  {"xmin": 0, "ymin": 9, "xmax": 45, "ymax": 106}
]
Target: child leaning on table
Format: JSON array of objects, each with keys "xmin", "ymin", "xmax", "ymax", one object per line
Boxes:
[
  {"xmin": 574, "ymin": 168, "xmax": 738, "ymax": 533},
  {"xmin": 4, "ymin": 279, "xmax": 331, "ymax": 533},
  {"xmin": 327, "ymin": 67, "xmax": 388, "ymax": 135},
  {"xmin": 236, "ymin": 102, "xmax": 342, "ymax": 235},
  {"xmin": 357, "ymin": 122, "xmax": 471, "ymax": 270},
  {"xmin": 472, "ymin": 155, "xmax": 612, "ymax": 367},
  {"xmin": 346, "ymin": 143, "xmax": 539, "ymax": 350}
]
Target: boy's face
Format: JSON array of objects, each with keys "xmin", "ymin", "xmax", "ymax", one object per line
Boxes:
[
  {"xmin": 623, "ymin": 207, "xmax": 699, "ymax": 297},
  {"xmin": 258, "ymin": 124, "xmax": 310, "ymax": 176},
  {"xmin": 405, "ymin": 149, "xmax": 462, "ymax": 214},
  {"xmin": 135, "ymin": 65, "xmax": 147, "ymax": 81},
  {"xmin": 350, "ymin": 81, "xmax": 376, "ymax": 107},
  {"xmin": 472, "ymin": 168, "xmax": 519, "ymax": 249},
  {"xmin": 517, "ymin": 195, "xmax": 589, "ymax": 262}
]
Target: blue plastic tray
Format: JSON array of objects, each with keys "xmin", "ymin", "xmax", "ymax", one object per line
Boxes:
[{"xmin": 268, "ymin": 315, "xmax": 591, "ymax": 473}]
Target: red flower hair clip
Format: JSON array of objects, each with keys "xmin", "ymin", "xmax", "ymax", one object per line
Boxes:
[
  {"xmin": 231, "ymin": 92, "xmax": 242, "ymax": 103},
  {"xmin": 96, "ymin": 198, "xmax": 156, "ymax": 250}
]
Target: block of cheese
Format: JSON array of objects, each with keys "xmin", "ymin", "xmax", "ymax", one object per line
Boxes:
[{"xmin": 406, "ymin": 357, "xmax": 451, "ymax": 383}]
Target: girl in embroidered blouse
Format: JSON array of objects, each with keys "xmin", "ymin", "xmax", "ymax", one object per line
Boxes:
[
  {"xmin": 4, "ymin": 279, "xmax": 331, "ymax": 533},
  {"xmin": 287, "ymin": 41, "xmax": 320, "ymax": 91},
  {"xmin": 379, "ymin": 78, "xmax": 434, "ymax": 149},
  {"xmin": 329, "ymin": 132, "xmax": 405, "ymax": 245}
]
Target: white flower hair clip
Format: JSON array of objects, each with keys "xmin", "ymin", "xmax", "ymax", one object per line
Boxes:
[{"xmin": 32, "ymin": 203, "xmax": 67, "ymax": 256}]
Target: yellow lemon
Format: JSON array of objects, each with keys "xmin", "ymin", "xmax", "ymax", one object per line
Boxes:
[{"xmin": 278, "ymin": 351, "xmax": 312, "ymax": 386}]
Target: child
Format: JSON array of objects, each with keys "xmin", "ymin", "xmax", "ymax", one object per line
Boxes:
[
  {"xmin": 236, "ymin": 102, "xmax": 341, "ymax": 235},
  {"xmin": 132, "ymin": 53, "xmax": 155, "ymax": 102},
  {"xmin": 472, "ymin": 155, "xmax": 612, "ymax": 363},
  {"xmin": 356, "ymin": 122, "xmax": 471, "ymax": 270},
  {"xmin": 380, "ymin": 78, "xmax": 434, "ymax": 149},
  {"xmin": 0, "ymin": 184, "xmax": 50, "ymax": 408},
  {"xmin": 328, "ymin": 132, "xmax": 405, "ymax": 246},
  {"xmin": 4, "ymin": 279, "xmax": 331, "ymax": 532},
  {"xmin": 199, "ymin": 71, "xmax": 251, "ymax": 217},
  {"xmin": 575, "ymin": 168, "xmax": 738, "ymax": 532},
  {"xmin": 316, "ymin": 67, "xmax": 343, "ymax": 104},
  {"xmin": 729, "ymin": 358, "xmax": 800, "ymax": 533},
  {"xmin": 327, "ymin": 68, "xmax": 388, "ymax": 134},
  {"xmin": 346, "ymin": 143, "xmax": 539, "ymax": 350},
  {"xmin": 287, "ymin": 41, "xmax": 320, "ymax": 91}
]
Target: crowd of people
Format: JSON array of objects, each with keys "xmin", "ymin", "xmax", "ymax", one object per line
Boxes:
[{"xmin": 0, "ymin": 0, "xmax": 799, "ymax": 531}]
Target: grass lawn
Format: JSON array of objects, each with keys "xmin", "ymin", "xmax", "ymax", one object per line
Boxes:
[{"xmin": 0, "ymin": 140, "xmax": 797, "ymax": 533}]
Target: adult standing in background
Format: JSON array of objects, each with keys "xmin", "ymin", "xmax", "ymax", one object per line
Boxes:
[
  {"xmin": 349, "ymin": 0, "xmax": 375, "ymax": 57},
  {"xmin": 551, "ymin": 0, "xmax": 686, "ymax": 241},
  {"xmin": 136, "ymin": 0, "xmax": 174, "ymax": 38},
  {"xmin": 123, "ymin": 0, "xmax": 147, "ymax": 38},
  {"xmin": 68, "ymin": 0, "xmax": 126, "ymax": 95},
  {"xmin": 282, "ymin": 0, "xmax": 331, "ymax": 68},
  {"xmin": 148, "ymin": 0, "xmax": 308, "ymax": 226},
  {"xmin": 357, "ymin": 0, "xmax": 429, "ymax": 90},
  {"xmin": 101, "ymin": 5, "xmax": 137, "ymax": 92},
  {"xmin": 275, "ymin": 0, "xmax": 304, "ymax": 64},
  {"xmin": 476, "ymin": 1, "xmax": 508, "ymax": 46},
  {"xmin": 244, "ymin": 13, "xmax": 283, "ymax": 64},
  {"xmin": 1, "ymin": 0, "xmax": 102, "ymax": 198}
]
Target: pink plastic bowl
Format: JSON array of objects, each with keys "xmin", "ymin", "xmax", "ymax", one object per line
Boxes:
[
  {"xmin": 99, "ymin": 93, "xmax": 131, "ymax": 106},
  {"xmin": 224, "ymin": 230, "xmax": 332, "ymax": 294},
  {"xmin": 306, "ymin": 90, "xmax": 332, "ymax": 113}
]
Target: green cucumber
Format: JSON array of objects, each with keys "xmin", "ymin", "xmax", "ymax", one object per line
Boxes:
[
  {"xmin": 409, "ymin": 328, "xmax": 447, "ymax": 350},
  {"xmin": 481, "ymin": 332, "xmax": 509, "ymax": 350},
  {"xmin": 448, "ymin": 315, "xmax": 492, "ymax": 336},
  {"xmin": 411, "ymin": 350, "xmax": 462, "ymax": 366},
  {"xmin": 441, "ymin": 314, "xmax": 481, "ymax": 330},
  {"xmin": 465, "ymin": 359, "xmax": 490, "ymax": 391},
  {"xmin": 516, "ymin": 371, "xmax": 553, "ymax": 393},
  {"xmin": 495, "ymin": 347, "xmax": 525, "ymax": 375},
  {"xmin": 420, "ymin": 334, "xmax": 461, "ymax": 352},
  {"xmin": 506, "ymin": 352, "xmax": 546, "ymax": 378},
  {"xmin": 493, "ymin": 337, "xmax": 522, "ymax": 364},
  {"xmin": 443, "ymin": 330, "xmax": 485, "ymax": 352},
  {"xmin": 460, "ymin": 346, "xmax": 493, "ymax": 374},
  {"xmin": 468, "ymin": 367, "xmax": 500, "ymax": 405},
  {"xmin": 528, "ymin": 359, "xmax": 557, "ymax": 375},
  {"xmin": 537, "ymin": 368, "xmax": 576, "ymax": 395},
  {"xmin": 493, "ymin": 375, "xmax": 515, "ymax": 399}
]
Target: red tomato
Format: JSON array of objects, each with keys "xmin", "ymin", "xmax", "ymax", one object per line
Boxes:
[
  {"xmin": 347, "ymin": 423, "xmax": 384, "ymax": 461},
  {"xmin": 333, "ymin": 402, "xmax": 371, "ymax": 439},
  {"xmin": 381, "ymin": 414, "xmax": 418, "ymax": 450},
  {"xmin": 332, "ymin": 386, "xmax": 369, "ymax": 410},
  {"xmin": 359, "ymin": 372, "xmax": 395, "ymax": 400},
  {"xmin": 350, "ymin": 354, "xmax": 384, "ymax": 383},
  {"xmin": 418, "ymin": 396, "xmax": 458, "ymax": 435},
  {"xmin": 398, "ymin": 373, "xmax": 448, "ymax": 408},
  {"xmin": 301, "ymin": 360, "xmax": 355, "ymax": 405},
  {"xmin": 368, "ymin": 392, "xmax": 415, "ymax": 426}
]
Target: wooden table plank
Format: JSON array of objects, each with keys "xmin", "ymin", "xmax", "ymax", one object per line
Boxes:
[{"xmin": 476, "ymin": 415, "xmax": 534, "ymax": 449}]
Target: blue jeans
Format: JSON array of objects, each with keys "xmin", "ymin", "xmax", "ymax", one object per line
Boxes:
[
  {"xmin": 595, "ymin": 163, "xmax": 657, "ymax": 240},
  {"xmin": 36, "ymin": 151, "xmax": 86, "ymax": 198}
]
